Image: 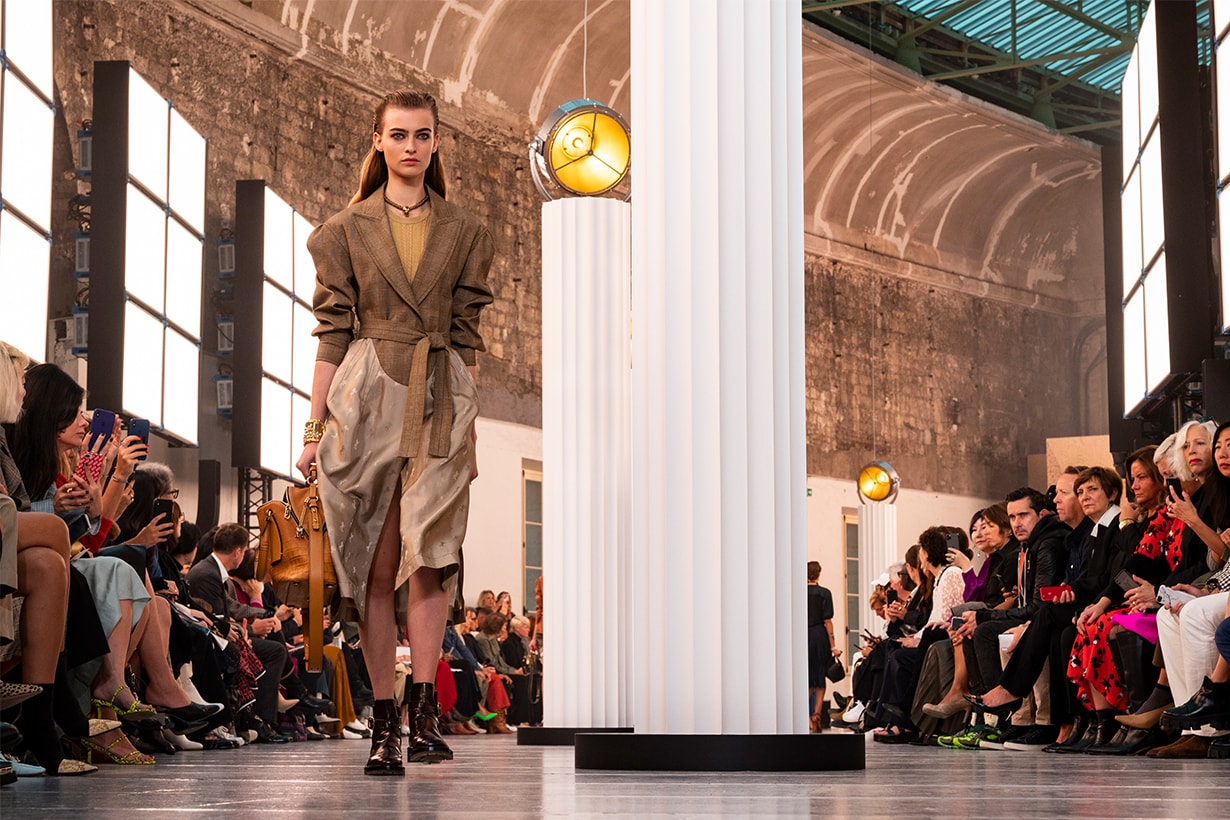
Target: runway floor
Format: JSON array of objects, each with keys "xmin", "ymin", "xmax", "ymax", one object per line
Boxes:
[{"xmin": 2, "ymin": 728, "xmax": 1227, "ymax": 817}]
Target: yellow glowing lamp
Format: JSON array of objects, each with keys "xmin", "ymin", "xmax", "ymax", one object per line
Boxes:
[
  {"xmin": 857, "ymin": 462, "xmax": 900, "ymax": 504},
  {"xmin": 530, "ymin": 99, "xmax": 631, "ymax": 199}
]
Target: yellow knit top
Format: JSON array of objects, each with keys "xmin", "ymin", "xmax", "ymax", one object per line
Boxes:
[{"xmin": 387, "ymin": 203, "xmax": 432, "ymax": 283}]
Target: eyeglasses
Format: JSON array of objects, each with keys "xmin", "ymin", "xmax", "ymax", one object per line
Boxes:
[{"xmin": 167, "ymin": 488, "xmax": 180, "ymax": 499}]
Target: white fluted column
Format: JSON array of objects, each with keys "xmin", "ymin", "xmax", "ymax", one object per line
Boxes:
[
  {"xmin": 541, "ymin": 197, "xmax": 632, "ymax": 728},
  {"xmin": 630, "ymin": 0, "xmax": 805, "ymax": 734},
  {"xmin": 857, "ymin": 503, "xmax": 898, "ymax": 636}
]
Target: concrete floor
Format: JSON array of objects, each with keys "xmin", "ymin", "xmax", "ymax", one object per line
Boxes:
[{"xmin": 2, "ymin": 730, "xmax": 1227, "ymax": 817}]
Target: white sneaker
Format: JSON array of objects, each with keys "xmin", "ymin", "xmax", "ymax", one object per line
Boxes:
[
  {"xmin": 345, "ymin": 719, "xmax": 370, "ymax": 735},
  {"xmin": 342, "ymin": 728, "xmax": 365, "ymax": 739},
  {"xmin": 842, "ymin": 701, "xmax": 865, "ymax": 723}
]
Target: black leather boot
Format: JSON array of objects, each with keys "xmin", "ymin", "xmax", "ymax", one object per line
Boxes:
[
  {"xmin": 364, "ymin": 699, "xmax": 404, "ymax": 776},
  {"xmin": 1043, "ymin": 710, "xmax": 1090, "ymax": 753},
  {"xmin": 407, "ymin": 682, "xmax": 453, "ymax": 764}
]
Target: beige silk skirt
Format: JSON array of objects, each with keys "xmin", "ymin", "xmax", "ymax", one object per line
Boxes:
[{"xmin": 316, "ymin": 338, "xmax": 478, "ymax": 623}]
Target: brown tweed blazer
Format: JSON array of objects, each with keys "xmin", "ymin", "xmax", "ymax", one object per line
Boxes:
[
  {"xmin": 309, "ymin": 187, "xmax": 494, "ymax": 457},
  {"xmin": 309, "ymin": 187, "xmax": 494, "ymax": 380}
]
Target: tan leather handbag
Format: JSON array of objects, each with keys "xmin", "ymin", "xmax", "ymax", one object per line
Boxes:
[{"xmin": 256, "ymin": 464, "xmax": 337, "ymax": 672}]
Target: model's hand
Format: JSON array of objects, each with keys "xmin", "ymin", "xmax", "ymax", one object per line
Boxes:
[{"xmin": 296, "ymin": 443, "xmax": 319, "ymax": 480}]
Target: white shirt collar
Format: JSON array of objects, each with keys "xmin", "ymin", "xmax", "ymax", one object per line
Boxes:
[
  {"xmin": 211, "ymin": 551, "xmax": 230, "ymax": 583},
  {"xmin": 1090, "ymin": 504, "xmax": 1121, "ymax": 536}
]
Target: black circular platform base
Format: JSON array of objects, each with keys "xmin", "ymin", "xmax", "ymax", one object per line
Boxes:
[
  {"xmin": 516, "ymin": 726, "xmax": 634, "ymax": 746},
  {"xmin": 574, "ymin": 732, "xmax": 865, "ymax": 771}
]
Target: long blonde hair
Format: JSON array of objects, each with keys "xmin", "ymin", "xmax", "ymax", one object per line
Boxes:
[
  {"xmin": 0, "ymin": 340, "xmax": 30, "ymax": 424},
  {"xmin": 350, "ymin": 90, "xmax": 447, "ymax": 206}
]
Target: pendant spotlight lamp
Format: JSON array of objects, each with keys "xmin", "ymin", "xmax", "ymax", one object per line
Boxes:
[
  {"xmin": 529, "ymin": 99, "xmax": 631, "ymax": 200},
  {"xmin": 857, "ymin": 461, "xmax": 900, "ymax": 504}
]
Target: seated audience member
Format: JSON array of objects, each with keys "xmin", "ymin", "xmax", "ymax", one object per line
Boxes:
[
  {"xmin": 844, "ymin": 556, "xmax": 925, "ymax": 725},
  {"xmin": 1147, "ymin": 421, "xmax": 1230, "ymax": 758},
  {"xmin": 958, "ymin": 487, "xmax": 1068, "ymax": 705},
  {"xmin": 470, "ymin": 613, "xmax": 521, "ymax": 732},
  {"xmin": 186, "ymin": 523, "xmax": 294, "ymax": 744},
  {"xmin": 10, "ymin": 363, "xmax": 218, "ymax": 766},
  {"xmin": 1159, "ymin": 587, "xmax": 1230, "ymax": 759},
  {"xmin": 920, "ymin": 505, "xmax": 1021, "ymax": 721},
  {"xmin": 0, "ymin": 341, "xmax": 92, "ymax": 775},
  {"xmin": 1149, "ymin": 559, "xmax": 1230, "ymax": 758},
  {"xmin": 1059, "ymin": 447, "xmax": 1170, "ymax": 755},
  {"xmin": 870, "ymin": 526, "xmax": 970, "ymax": 743},
  {"xmin": 972, "ymin": 466, "xmax": 1128, "ymax": 751},
  {"xmin": 501, "ymin": 616, "xmax": 534, "ymax": 726}
]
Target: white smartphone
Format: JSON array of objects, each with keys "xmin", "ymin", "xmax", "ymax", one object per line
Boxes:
[{"xmin": 1157, "ymin": 586, "xmax": 1197, "ymax": 608}]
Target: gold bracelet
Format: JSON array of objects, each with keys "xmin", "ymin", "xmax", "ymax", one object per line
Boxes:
[
  {"xmin": 110, "ymin": 473, "xmax": 130, "ymax": 483},
  {"xmin": 303, "ymin": 418, "xmax": 326, "ymax": 444}
]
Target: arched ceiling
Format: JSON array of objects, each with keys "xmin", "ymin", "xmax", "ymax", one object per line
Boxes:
[
  {"xmin": 252, "ymin": 0, "xmax": 630, "ymax": 126},
  {"xmin": 248, "ymin": 0, "xmax": 1102, "ymax": 310},
  {"xmin": 802, "ymin": 26, "xmax": 1103, "ymax": 307}
]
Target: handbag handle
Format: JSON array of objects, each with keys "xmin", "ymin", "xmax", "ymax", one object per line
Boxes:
[{"xmin": 305, "ymin": 462, "xmax": 326, "ymax": 674}]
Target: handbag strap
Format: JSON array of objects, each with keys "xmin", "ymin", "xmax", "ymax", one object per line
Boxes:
[{"xmin": 304, "ymin": 464, "xmax": 326, "ymax": 673}]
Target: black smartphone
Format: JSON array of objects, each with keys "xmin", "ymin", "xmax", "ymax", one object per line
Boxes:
[
  {"xmin": 87, "ymin": 409, "xmax": 116, "ymax": 449},
  {"xmin": 128, "ymin": 418, "xmax": 150, "ymax": 459},
  {"xmin": 152, "ymin": 497, "xmax": 175, "ymax": 525},
  {"xmin": 945, "ymin": 531, "xmax": 961, "ymax": 561},
  {"xmin": 1114, "ymin": 569, "xmax": 1137, "ymax": 592},
  {"xmin": 1166, "ymin": 477, "xmax": 1183, "ymax": 501}
]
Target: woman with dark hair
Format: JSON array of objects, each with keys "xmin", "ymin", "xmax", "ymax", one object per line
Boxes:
[
  {"xmin": 920, "ymin": 505, "xmax": 1021, "ymax": 719},
  {"xmin": 0, "ymin": 343, "xmax": 94, "ymax": 776},
  {"xmin": 871, "ymin": 526, "xmax": 971, "ymax": 742},
  {"xmin": 10, "ymin": 364, "xmax": 218, "ymax": 764},
  {"xmin": 294, "ymin": 89, "xmax": 494, "ymax": 774},
  {"xmin": 1148, "ymin": 422, "xmax": 1230, "ymax": 757},
  {"xmin": 806, "ymin": 561, "xmax": 839, "ymax": 732}
]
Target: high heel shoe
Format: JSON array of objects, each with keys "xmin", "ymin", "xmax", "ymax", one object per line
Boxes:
[
  {"xmin": 92, "ymin": 685, "xmax": 164, "ymax": 730},
  {"xmin": 922, "ymin": 699, "xmax": 972, "ymax": 719},
  {"xmin": 963, "ymin": 693, "xmax": 1022, "ymax": 718},
  {"xmin": 73, "ymin": 730, "xmax": 155, "ymax": 765},
  {"xmin": 809, "ymin": 714, "xmax": 822, "ymax": 734}
]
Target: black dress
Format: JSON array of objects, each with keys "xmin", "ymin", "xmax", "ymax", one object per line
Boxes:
[{"xmin": 807, "ymin": 584, "xmax": 834, "ymax": 687}]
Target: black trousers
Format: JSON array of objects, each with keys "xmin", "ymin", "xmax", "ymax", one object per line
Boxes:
[
  {"xmin": 964, "ymin": 615, "xmax": 1027, "ymax": 695},
  {"xmin": 999, "ymin": 602, "xmax": 1078, "ymax": 725},
  {"xmin": 250, "ymin": 637, "xmax": 289, "ymax": 723}
]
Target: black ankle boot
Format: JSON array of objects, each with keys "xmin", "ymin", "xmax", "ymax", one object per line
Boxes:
[
  {"xmin": 408, "ymin": 682, "xmax": 453, "ymax": 764},
  {"xmin": 12, "ymin": 683, "xmax": 65, "ymax": 771},
  {"xmin": 364, "ymin": 699, "xmax": 404, "ymax": 776}
]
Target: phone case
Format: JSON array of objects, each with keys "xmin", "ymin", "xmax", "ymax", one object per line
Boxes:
[
  {"xmin": 128, "ymin": 419, "xmax": 150, "ymax": 460},
  {"xmin": 74, "ymin": 451, "xmax": 104, "ymax": 484},
  {"xmin": 87, "ymin": 409, "xmax": 116, "ymax": 449}
]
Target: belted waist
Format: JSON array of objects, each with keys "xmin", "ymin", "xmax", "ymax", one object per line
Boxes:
[{"xmin": 357, "ymin": 319, "xmax": 453, "ymax": 460}]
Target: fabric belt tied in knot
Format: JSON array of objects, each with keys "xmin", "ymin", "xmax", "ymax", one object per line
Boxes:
[{"xmin": 357, "ymin": 320, "xmax": 454, "ymax": 460}]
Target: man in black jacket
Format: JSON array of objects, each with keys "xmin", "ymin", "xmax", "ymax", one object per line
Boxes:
[
  {"xmin": 979, "ymin": 467, "xmax": 1130, "ymax": 748},
  {"xmin": 958, "ymin": 487, "xmax": 1069, "ymax": 697},
  {"xmin": 187, "ymin": 523, "xmax": 291, "ymax": 743}
]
